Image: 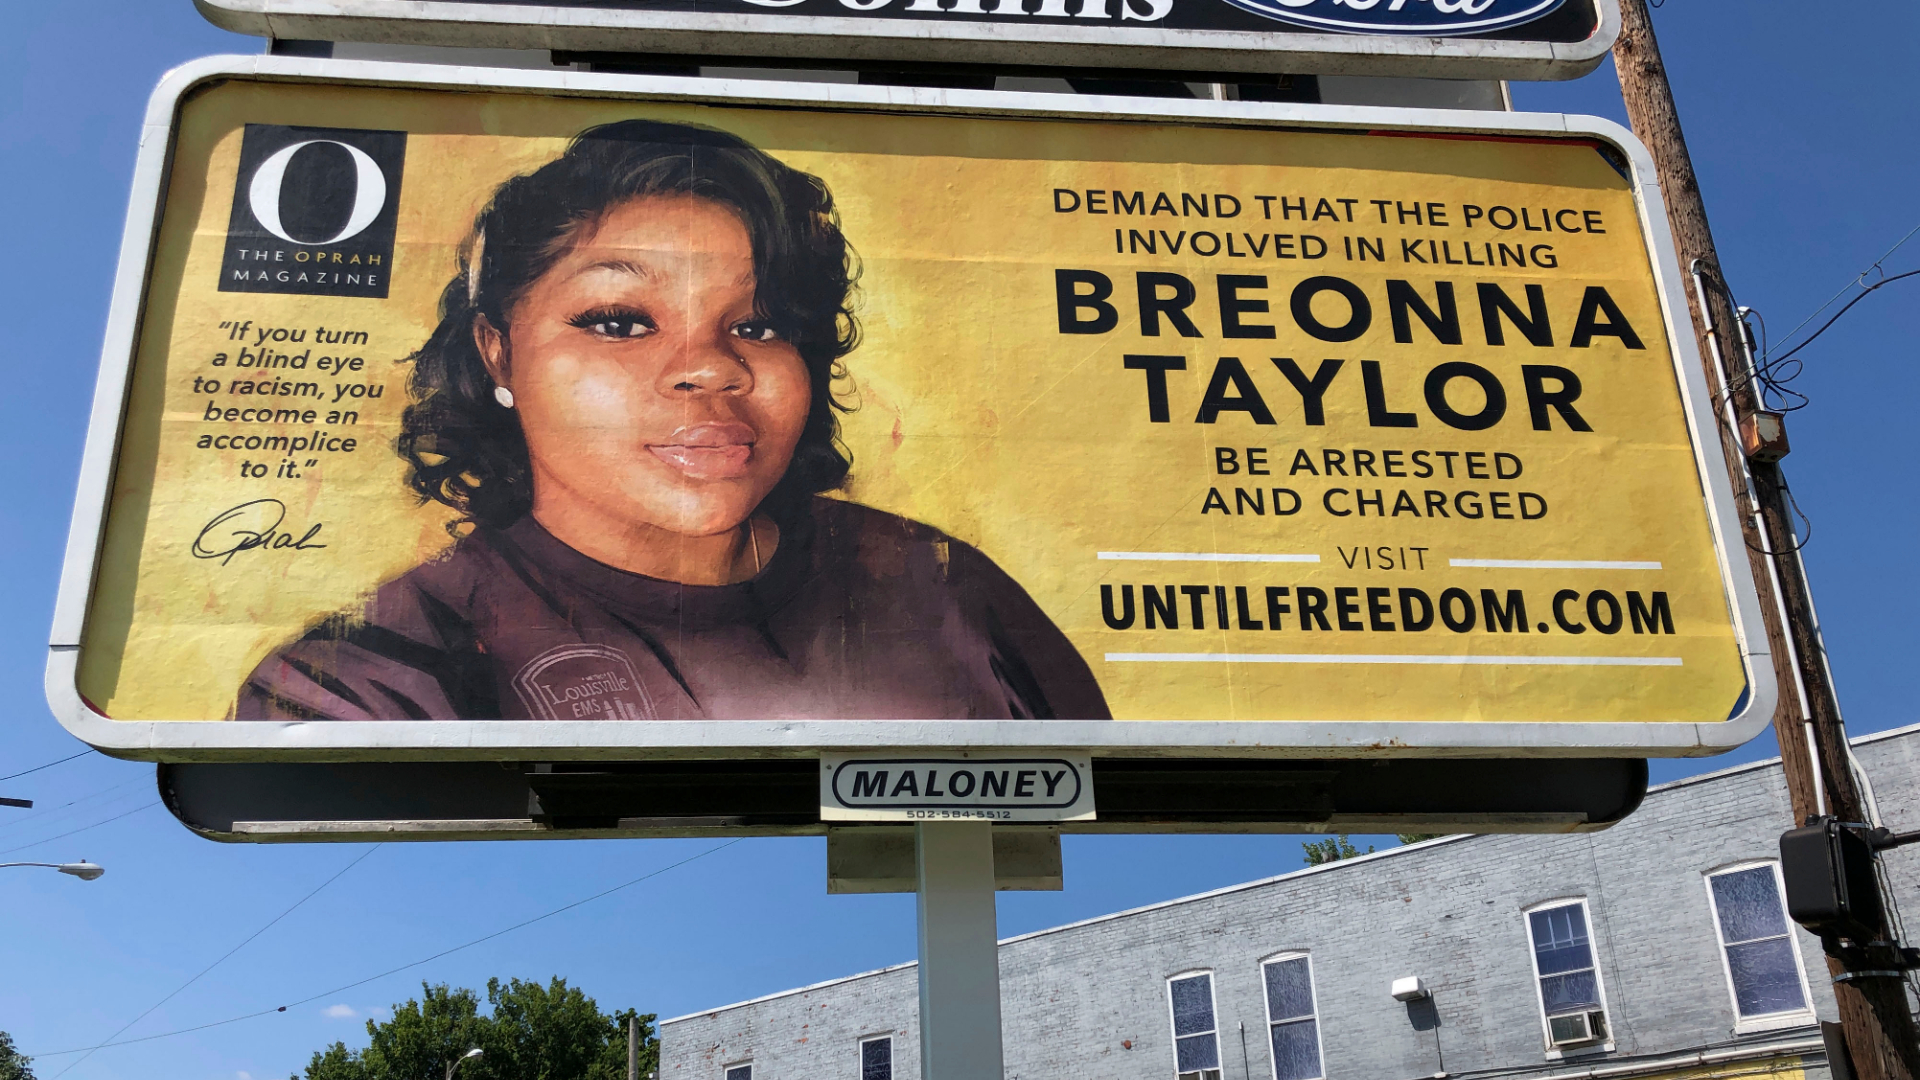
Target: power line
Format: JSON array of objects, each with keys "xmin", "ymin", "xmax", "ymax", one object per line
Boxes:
[
  {"xmin": 0, "ymin": 780, "xmax": 149, "ymax": 835},
  {"xmin": 0, "ymin": 801, "xmax": 159, "ymax": 857},
  {"xmin": 1769, "ymin": 222, "xmax": 1920, "ymax": 351},
  {"xmin": 1763, "ymin": 268, "xmax": 1920, "ymax": 369},
  {"xmin": 32, "ymin": 838, "xmax": 744, "ymax": 1059},
  {"xmin": 1694, "ymin": 225, "xmax": 1919, "ymax": 425},
  {"xmin": 53, "ymin": 845, "xmax": 384, "ymax": 1078},
  {"xmin": 0, "ymin": 749, "xmax": 95, "ymax": 784}
]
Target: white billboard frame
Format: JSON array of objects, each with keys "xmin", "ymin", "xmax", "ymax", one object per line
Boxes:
[
  {"xmin": 193, "ymin": 0, "xmax": 1620, "ymax": 82},
  {"xmin": 47, "ymin": 54, "xmax": 1774, "ymax": 762}
]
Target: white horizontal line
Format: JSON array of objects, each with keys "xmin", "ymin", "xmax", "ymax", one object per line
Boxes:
[
  {"xmin": 1104, "ymin": 653, "xmax": 1683, "ymax": 667},
  {"xmin": 1098, "ymin": 552, "xmax": 1321, "ymax": 563},
  {"xmin": 1449, "ymin": 559, "xmax": 1664, "ymax": 570}
]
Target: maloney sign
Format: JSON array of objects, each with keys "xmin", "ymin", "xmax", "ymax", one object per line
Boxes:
[
  {"xmin": 821, "ymin": 754, "xmax": 1097, "ymax": 822},
  {"xmin": 194, "ymin": 0, "xmax": 1618, "ymax": 81}
]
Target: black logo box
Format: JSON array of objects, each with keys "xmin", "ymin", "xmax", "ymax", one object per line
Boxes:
[{"xmin": 219, "ymin": 124, "xmax": 407, "ymax": 299}]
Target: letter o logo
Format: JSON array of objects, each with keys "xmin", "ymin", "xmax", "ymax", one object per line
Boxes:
[{"xmin": 247, "ymin": 140, "xmax": 388, "ymax": 246}]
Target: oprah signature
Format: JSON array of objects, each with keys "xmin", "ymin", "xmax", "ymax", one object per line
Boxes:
[{"xmin": 192, "ymin": 499, "xmax": 327, "ymax": 565}]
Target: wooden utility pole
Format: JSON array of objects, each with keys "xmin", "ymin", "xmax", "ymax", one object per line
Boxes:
[
  {"xmin": 1611, "ymin": 3, "xmax": 1919, "ymax": 1077},
  {"xmin": 628, "ymin": 1015, "xmax": 640, "ymax": 1080}
]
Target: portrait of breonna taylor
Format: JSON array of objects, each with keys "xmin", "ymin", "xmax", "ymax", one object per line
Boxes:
[{"xmin": 235, "ymin": 119, "xmax": 1111, "ymax": 724}]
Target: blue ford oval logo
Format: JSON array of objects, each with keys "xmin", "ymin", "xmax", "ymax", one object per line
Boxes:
[{"xmin": 1215, "ymin": 0, "xmax": 1566, "ymax": 35}]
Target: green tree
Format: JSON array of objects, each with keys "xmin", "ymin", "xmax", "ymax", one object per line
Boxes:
[
  {"xmin": 1396, "ymin": 833, "xmax": 1442, "ymax": 845},
  {"xmin": 302, "ymin": 1041, "xmax": 361, "ymax": 1080},
  {"xmin": 299, "ymin": 978, "xmax": 655, "ymax": 1080},
  {"xmin": 1301, "ymin": 834, "xmax": 1372, "ymax": 866},
  {"xmin": 484, "ymin": 977, "xmax": 653, "ymax": 1080},
  {"xmin": 0, "ymin": 1030, "xmax": 36, "ymax": 1080}
]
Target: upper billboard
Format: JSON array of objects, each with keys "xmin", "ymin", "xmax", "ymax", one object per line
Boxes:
[
  {"xmin": 193, "ymin": 0, "xmax": 1619, "ymax": 82},
  {"xmin": 49, "ymin": 56, "xmax": 1770, "ymax": 760}
]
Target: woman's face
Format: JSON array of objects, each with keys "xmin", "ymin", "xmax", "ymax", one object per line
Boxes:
[{"xmin": 481, "ymin": 195, "xmax": 812, "ymax": 541}]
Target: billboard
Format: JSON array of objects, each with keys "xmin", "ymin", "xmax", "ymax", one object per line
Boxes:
[
  {"xmin": 193, "ymin": 0, "xmax": 1619, "ymax": 82},
  {"xmin": 48, "ymin": 57, "xmax": 1771, "ymax": 761}
]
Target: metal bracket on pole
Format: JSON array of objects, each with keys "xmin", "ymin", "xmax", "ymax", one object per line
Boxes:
[
  {"xmin": 827, "ymin": 827, "xmax": 1061, "ymax": 893},
  {"xmin": 915, "ymin": 822, "xmax": 1005, "ymax": 1080}
]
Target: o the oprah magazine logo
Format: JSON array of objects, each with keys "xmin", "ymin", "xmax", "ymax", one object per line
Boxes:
[{"xmin": 219, "ymin": 124, "xmax": 407, "ymax": 299}]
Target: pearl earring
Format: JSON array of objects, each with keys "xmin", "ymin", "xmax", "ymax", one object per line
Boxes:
[{"xmin": 493, "ymin": 386, "xmax": 515, "ymax": 409}]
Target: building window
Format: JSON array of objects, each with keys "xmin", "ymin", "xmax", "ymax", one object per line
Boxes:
[
  {"xmin": 859, "ymin": 1035, "xmax": 892, "ymax": 1080},
  {"xmin": 1706, "ymin": 863, "xmax": 1812, "ymax": 1028},
  {"xmin": 1167, "ymin": 971, "xmax": 1223, "ymax": 1080},
  {"xmin": 1525, "ymin": 900, "xmax": 1610, "ymax": 1050},
  {"xmin": 725, "ymin": 1065, "xmax": 752, "ymax": 1080},
  {"xmin": 1261, "ymin": 954, "xmax": 1323, "ymax": 1080}
]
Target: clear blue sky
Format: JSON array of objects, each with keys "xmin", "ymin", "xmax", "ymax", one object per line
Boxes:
[{"xmin": 2, "ymin": 4, "xmax": 1915, "ymax": 1078}]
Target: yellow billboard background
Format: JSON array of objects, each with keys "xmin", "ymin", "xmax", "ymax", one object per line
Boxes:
[{"xmin": 76, "ymin": 78, "xmax": 1747, "ymax": 725}]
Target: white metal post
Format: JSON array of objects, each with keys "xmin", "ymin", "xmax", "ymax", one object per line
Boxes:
[{"xmin": 915, "ymin": 821, "xmax": 1004, "ymax": 1080}]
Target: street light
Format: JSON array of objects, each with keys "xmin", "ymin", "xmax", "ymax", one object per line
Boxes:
[
  {"xmin": 445, "ymin": 1047, "xmax": 483, "ymax": 1080},
  {"xmin": 0, "ymin": 861, "xmax": 104, "ymax": 881}
]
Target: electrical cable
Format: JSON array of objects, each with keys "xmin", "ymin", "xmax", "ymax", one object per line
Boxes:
[
  {"xmin": 31, "ymin": 837, "xmax": 743, "ymax": 1059},
  {"xmin": 1850, "ymin": 748, "xmax": 1920, "ymax": 1016},
  {"xmin": 1695, "ymin": 220, "xmax": 1920, "ymax": 1026},
  {"xmin": 0, "ymin": 800, "xmax": 159, "ymax": 857},
  {"xmin": 52, "ymin": 845, "xmax": 385, "ymax": 1079},
  {"xmin": 1770, "ymin": 222, "xmax": 1920, "ymax": 349},
  {"xmin": 0, "ymin": 749, "xmax": 95, "ymax": 784},
  {"xmin": 1775, "ymin": 478, "xmax": 1812, "ymax": 555},
  {"xmin": 1712, "ymin": 230, "xmax": 1920, "ymax": 1011},
  {"xmin": 1695, "ymin": 239, "xmax": 1918, "ymax": 429},
  {"xmin": 1764, "ymin": 268, "xmax": 1920, "ymax": 370},
  {"xmin": 0, "ymin": 779, "xmax": 149, "ymax": 834}
]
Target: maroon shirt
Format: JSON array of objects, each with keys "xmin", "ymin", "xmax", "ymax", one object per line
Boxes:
[{"xmin": 236, "ymin": 498, "xmax": 1110, "ymax": 722}]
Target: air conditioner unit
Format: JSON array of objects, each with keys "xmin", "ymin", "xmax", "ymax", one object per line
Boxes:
[{"xmin": 1547, "ymin": 1009, "xmax": 1609, "ymax": 1048}]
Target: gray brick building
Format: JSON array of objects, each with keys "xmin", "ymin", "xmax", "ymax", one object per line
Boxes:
[{"xmin": 662, "ymin": 725, "xmax": 1920, "ymax": 1080}]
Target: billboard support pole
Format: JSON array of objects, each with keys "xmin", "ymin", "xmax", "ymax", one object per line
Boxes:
[
  {"xmin": 915, "ymin": 822, "xmax": 1005, "ymax": 1080},
  {"xmin": 1612, "ymin": 2, "xmax": 1920, "ymax": 1076}
]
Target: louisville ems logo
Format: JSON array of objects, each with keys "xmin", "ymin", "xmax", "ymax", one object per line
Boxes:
[
  {"xmin": 512, "ymin": 644, "xmax": 656, "ymax": 722},
  {"xmin": 219, "ymin": 124, "xmax": 406, "ymax": 299}
]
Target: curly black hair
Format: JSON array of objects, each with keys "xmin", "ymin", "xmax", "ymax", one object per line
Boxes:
[{"xmin": 397, "ymin": 119, "xmax": 859, "ymax": 531}]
